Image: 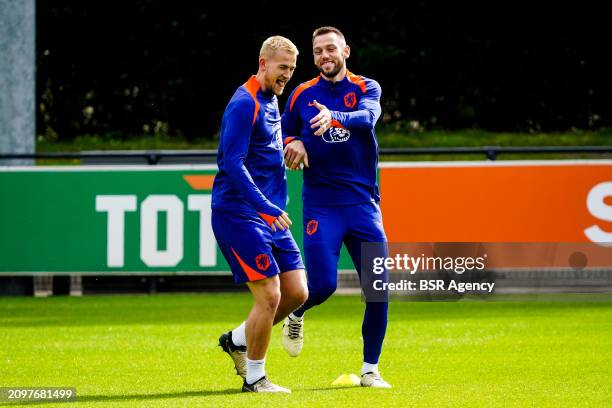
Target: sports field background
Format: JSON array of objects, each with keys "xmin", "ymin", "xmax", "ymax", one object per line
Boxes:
[{"xmin": 1, "ymin": 293, "xmax": 611, "ymax": 407}]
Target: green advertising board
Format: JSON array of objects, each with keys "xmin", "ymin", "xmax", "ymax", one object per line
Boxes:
[{"xmin": 0, "ymin": 165, "xmax": 353, "ymax": 274}]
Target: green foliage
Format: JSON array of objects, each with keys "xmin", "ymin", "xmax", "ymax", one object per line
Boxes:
[
  {"xmin": 35, "ymin": 130, "xmax": 612, "ymax": 164},
  {"xmin": 375, "ymin": 127, "xmax": 612, "ymax": 148},
  {"xmin": 37, "ymin": 133, "xmax": 219, "ymax": 152}
]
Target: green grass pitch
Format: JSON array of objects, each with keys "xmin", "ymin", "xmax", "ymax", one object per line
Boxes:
[{"xmin": 1, "ymin": 293, "xmax": 611, "ymax": 407}]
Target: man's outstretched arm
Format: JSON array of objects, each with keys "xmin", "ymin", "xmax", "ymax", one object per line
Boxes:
[{"xmin": 330, "ymin": 80, "xmax": 382, "ymax": 130}]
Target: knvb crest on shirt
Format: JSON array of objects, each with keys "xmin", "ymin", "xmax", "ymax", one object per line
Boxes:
[{"xmin": 344, "ymin": 92, "xmax": 357, "ymax": 109}]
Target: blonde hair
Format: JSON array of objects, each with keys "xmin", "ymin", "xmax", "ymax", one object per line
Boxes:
[{"xmin": 259, "ymin": 36, "xmax": 299, "ymax": 59}]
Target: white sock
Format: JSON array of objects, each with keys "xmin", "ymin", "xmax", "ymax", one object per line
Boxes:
[
  {"xmin": 246, "ymin": 358, "xmax": 266, "ymax": 384},
  {"xmin": 289, "ymin": 312, "xmax": 303, "ymax": 322},
  {"xmin": 362, "ymin": 362, "xmax": 379, "ymax": 375},
  {"xmin": 231, "ymin": 321, "xmax": 246, "ymax": 347}
]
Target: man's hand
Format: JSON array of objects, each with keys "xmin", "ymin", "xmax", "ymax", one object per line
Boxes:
[
  {"xmin": 270, "ymin": 212, "xmax": 292, "ymax": 232},
  {"xmin": 284, "ymin": 139, "xmax": 309, "ymax": 170},
  {"xmin": 309, "ymin": 100, "xmax": 333, "ymax": 136}
]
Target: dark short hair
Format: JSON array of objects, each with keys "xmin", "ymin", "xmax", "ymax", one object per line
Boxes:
[{"xmin": 312, "ymin": 26, "xmax": 346, "ymax": 43}]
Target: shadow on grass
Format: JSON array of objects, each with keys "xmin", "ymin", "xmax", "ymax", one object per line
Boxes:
[
  {"xmin": 0, "ymin": 389, "xmax": 241, "ymax": 406},
  {"xmin": 305, "ymin": 386, "xmax": 361, "ymax": 392}
]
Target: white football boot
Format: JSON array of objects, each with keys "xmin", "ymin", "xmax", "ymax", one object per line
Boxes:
[
  {"xmin": 281, "ymin": 315, "xmax": 304, "ymax": 357},
  {"xmin": 242, "ymin": 376, "xmax": 291, "ymax": 393},
  {"xmin": 360, "ymin": 372, "xmax": 392, "ymax": 388}
]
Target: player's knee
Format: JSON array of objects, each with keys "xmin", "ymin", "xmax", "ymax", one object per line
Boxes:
[
  {"xmin": 282, "ymin": 283, "xmax": 308, "ymax": 311},
  {"xmin": 294, "ymin": 284, "xmax": 309, "ymax": 307},
  {"xmin": 259, "ymin": 286, "xmax": 281, "ymax": 313}
]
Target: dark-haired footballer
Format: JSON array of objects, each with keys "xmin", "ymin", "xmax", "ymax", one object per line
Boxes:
[{"xmin": 281, "ymin": 26, "xmax": 391, "ymax": 388}]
